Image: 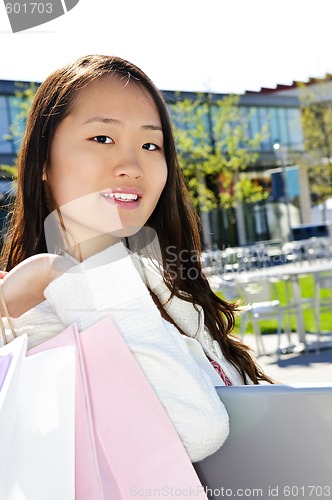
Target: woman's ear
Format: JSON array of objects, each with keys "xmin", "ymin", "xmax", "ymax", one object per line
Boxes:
[{"xmin": 42, "ymin": 167, "xmax": 47, "ymax": 181}]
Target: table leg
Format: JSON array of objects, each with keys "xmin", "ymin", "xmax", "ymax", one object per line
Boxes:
[{"xmin": 290, "ymin": 275, "xmax": 306, "ymax": 345}]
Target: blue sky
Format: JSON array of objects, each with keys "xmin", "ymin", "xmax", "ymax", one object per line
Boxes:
[{"xmin": 0, "ymin": 0, "xmax": 332, "ymax": 94}]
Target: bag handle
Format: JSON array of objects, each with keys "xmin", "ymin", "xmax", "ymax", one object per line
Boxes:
[{"xmin": 0, "ymin": 279, "xmax": 17, "ymax": 346}]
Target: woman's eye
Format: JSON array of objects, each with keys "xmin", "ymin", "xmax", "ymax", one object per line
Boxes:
[
  {"xmin": 92, "ymin": 136, "xmax": 113, "ymax": 144},
  {"xmin": 142, "ymin": 143, "xmax": 159, "ymax": 151}
]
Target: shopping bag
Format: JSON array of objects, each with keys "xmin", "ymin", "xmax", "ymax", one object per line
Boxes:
[
  {"xmin": 0, "ymin": 335, "xmax": 76, "ymax": 500},
  {"xmin": 0, "ymin": 353, "xmax": 12, "ymax": 390},
  {"xmin": 0, "ymin": 335, "xmax": 28, "ymax": 489},
  {"xmin": 29, "ymin": 323, "xmax": 108, "ymax": 499},
  {"xmin": 29, "ymin": 316, "xmax": 208, "ymax": 500}
]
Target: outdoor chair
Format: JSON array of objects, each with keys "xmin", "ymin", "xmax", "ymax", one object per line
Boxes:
[
  {"xmin": 313, "ymin": 272, "xmax": 332, "ymax": 348},
  {"xmin": 236, "ymin": 278, "xmax": 293, "ymax": 358},
  {"xmin": 281, "ymin": 241, "xmax": 304, "ymax": 264},
  {"xmin": 301, "ymin": 237, "xmax": 327, "ymax": 262},
  {"xmin": 271, "ymin": 273, "xmax": 315, "ymax": 336},
  {"xmin": 211, "ymin": 277, "xmax": 250, "ymax": 339}
]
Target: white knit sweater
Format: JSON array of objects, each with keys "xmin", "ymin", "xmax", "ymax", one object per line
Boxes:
[{"xmin": 1, "ymin": 242, "xmax": 250, "ymax": 462}]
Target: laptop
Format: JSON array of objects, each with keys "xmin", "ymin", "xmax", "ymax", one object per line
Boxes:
[{"xmin": 194, "ymin": 384, "xmax": 332, "ymax": 500}]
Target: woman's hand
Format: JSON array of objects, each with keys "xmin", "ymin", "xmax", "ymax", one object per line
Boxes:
[{"xmin": 1, "ymin": 254, "xmax": 75, "ymax": 318}]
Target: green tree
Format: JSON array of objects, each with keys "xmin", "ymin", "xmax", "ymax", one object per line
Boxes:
[
  {"xmin": 298, "ymin": 80, "xmax": 332, "ymax": 220},
  {"xmin": 170, "ymin": 93, "xmax": 268, "ymax": 213},
  {"xmin": 0, "ymin": 164, "xmax": 17, "ymax": 183}
]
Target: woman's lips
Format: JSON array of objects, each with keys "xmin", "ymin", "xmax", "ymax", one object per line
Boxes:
[{"xmin": 100, "ymin": 192, "xmax": 141, "ymax": 210}]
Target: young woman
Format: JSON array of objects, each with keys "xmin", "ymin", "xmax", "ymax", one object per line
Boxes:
[{"xmin": 0, "ymin": 54, "xmax": 273, "ymax": 464}]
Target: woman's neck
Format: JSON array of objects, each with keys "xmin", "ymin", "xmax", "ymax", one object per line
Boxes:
[{"xmin": 65, "ymin": 234, "xmax": 121, "ymax": 262}]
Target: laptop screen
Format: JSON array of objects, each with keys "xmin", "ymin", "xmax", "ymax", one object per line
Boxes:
[{"xmin": 194, "ymin": 384, "xmax": 332, "ymax": 500}]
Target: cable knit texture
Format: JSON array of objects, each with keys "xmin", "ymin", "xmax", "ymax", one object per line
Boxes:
[{"xmin": 1, "ymin": 242, "xmax": 251, "ymax": 462}]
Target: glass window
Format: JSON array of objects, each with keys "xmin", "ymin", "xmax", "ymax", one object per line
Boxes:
[
  {"xmin": 258, "ymin": 107, "xmax": 271, "ymax": 150},
  {"xmin": 277, "ymin": 107, "xmax": 289, "ymax": 145},
  {"xmin": 248, "ymin": 107, "xmax": 260, "ymax": 139},
  {"xmin": 267, "ymin": 107, "xmax": 280, "ymax": 146},
  {"xmin": 0, "ymin": 96, "xmax": 13, "ymax": 154},
  {"xmin": 237, "ymin": 107, "xmax": 250, "ymax": 148},
  {"xmin": 287, "ymin": 108, "xmax": 304, "ymax": 150},
  {"xmin": 8, "ymin": 95, "xmax": 26, "ymax": 153}
]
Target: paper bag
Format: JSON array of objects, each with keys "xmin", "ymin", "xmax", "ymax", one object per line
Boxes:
[
  {"xmin": 0, "ymin": 335, "xmax": 76, "ymax": 500},
  {"xmin": 29, "ymin": 316, "xmax": 208, "ymax": 499}
]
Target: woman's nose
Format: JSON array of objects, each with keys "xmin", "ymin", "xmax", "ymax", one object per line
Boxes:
[{"xmin": 112, "ymin": 147, "xmax": 144, "ymax": 179}]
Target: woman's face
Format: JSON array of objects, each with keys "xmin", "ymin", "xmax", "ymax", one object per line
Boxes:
[{"xmin": 45, "ymin": 76, "xmax": 168, "ymax": 258}]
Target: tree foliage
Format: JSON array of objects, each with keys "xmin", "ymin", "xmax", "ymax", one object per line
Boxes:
[
  {"xmin": 0, "ymin": 164, "xmax": 17, "ymax": 179},
  {"xmin": 170, "ymin": 93, "xmax": 269, "ymax": 212},
  {"xmin": 298, "ymin": 81, "xmax": 332, "ymax": 205}
]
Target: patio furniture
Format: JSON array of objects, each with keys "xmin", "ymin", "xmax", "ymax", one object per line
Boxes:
[
  {"xmin": 222, "ymin": 260, "xmax": 332, "ymax": 352},
  {"xmin": 235, "ymin": 278, "xmax": 293, "ymax": 357},
  {"xmin": 313, "ymin": 272, "xmax": 332, "ymax": 348}
]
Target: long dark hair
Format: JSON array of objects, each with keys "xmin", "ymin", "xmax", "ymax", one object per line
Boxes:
[{"xmin": 1, "ymin": 54, "xmax": 273, "ymax": 384}]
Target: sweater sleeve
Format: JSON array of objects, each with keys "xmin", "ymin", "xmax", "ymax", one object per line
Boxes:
[{"xmin": 44, "ymin": 243, "xmax": 229, "ymax": 462}]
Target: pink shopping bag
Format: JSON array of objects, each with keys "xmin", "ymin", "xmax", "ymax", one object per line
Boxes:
[{"xmin": 28, "ymin": 316, "xmax": 208, "ymax": 500}]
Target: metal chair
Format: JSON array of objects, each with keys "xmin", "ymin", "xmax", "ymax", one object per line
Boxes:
[
  {"xmin": 236, "ymin": 278, "xmax": 293, "ymax": 357},
  {"xmin": 281, "ymin": 241, "xmax": 304, "ymax": 264},
  {"xmin": 271, "ymin": 273, "xmax": 314, "ymax": 335},
  {"xmin": 211, "ymin": 277, "xmax": 250, "ymax": 338},
  {"xmin": 313, "ymin": 272, "xmax": 332, "ymax": 348}
]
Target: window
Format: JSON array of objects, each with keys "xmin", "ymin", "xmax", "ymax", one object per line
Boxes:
[
  {"xmin": 277, "ymin": 107, "xmax": 289, "ymax": 145},
  {"xmin": 258, "ymin": 107, "xmax": 270, "ymax": 150},
  {"xmin": 287, "ymin": 108, "xmax": 304, "ymax": 150},
  {"xmin": 8, "ymin": 95, "xmax": 26, "ymax": 153},
  {"xmin": 0, "ymin": 96, "xmax": 13, "ymax": 154},
  {"xmin": 248, "ymin": 107, "xmax": 260, "ymax": 139},
  {"xmin": 268, "ymin": 107, "xmax": 280, "ymax": 146}
]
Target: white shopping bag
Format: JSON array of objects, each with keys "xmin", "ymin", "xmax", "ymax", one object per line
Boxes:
[
  {"xmin": 0, "ymin": 335, "xmax": 28, "ymax": 481},
  {"xmin": 0, "ymin": 336, "xmax": 76, "ymax": 500}
]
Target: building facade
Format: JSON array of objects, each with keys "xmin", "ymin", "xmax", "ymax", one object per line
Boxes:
[{"xmin": 164, "ymin": 89, "xmax": 306, "ymax": 246}]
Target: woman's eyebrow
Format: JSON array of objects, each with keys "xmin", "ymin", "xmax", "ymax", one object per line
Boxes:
[
  {"xmin": 82, "ymin": 117, "xmax": 123, "ymax": 126},
  {"xmin": 141, "ymin": 125, "xmax": 163, "ymax": 132},
  {"xmin": 82, "ymin": 117, "xmax": 162, "ymax": 131}
]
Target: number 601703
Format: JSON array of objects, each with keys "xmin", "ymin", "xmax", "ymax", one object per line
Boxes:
[{"xmin": 5, "ymin": 3, "xmax": 53, "ymax": 14}]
